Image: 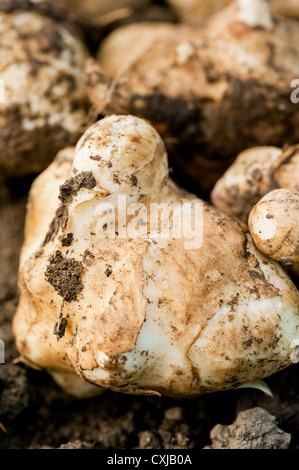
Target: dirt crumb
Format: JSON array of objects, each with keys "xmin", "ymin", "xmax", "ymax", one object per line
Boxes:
[
  {"xmin": 45, "ymin": 251, "xmax": 85, "ymax": 302},
  {"xmin": 61, "ymin": 233, "xmax": 73, "ymax": 247},
  {"xmin": 205, "ymin": 407, "xmax": 291, "ymax": 449},
  {"xmin": 53, "ymin": 316, "xmax": 68, "ymax": 340}
]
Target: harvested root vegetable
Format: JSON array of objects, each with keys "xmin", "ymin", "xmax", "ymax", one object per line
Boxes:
[
  {"xmin": 212, "ymin": 146, "xmax": 299, "ymax": 284},
  {"xmin": 166, "ymin": 0, "xmax": 230, "ymax": 21},
  {"xmin": 166, "ymin": 0, "xmax": 299, "ymax": 22},
  {"xmin": 248, "ymin": 188, "xmax": 299, "ymax": 285},
  {"xmin": 211, "ymin": 144, "xmax": 299, "ymax": 223},
  {"xmin": 13, "ymin": 115, "xmax": 299, "ymax": 398},
  {"xmin": 97, "ymin": 22, "xmax": 176, "ymax": 77},
  {"xmin": 0, "ymin": 2, "xmax": 89, "ymax": 179},
  {"xmin": 85, "ymin": 0, "xmax": 299, "ymax": 195}
]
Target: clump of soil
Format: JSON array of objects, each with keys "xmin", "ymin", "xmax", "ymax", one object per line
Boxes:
[
  {"xmin": 45, "ymin": 251, "xmax": 85, "ymax": 303},
  {"xmin": 205, "ymin": 407, "xmax": 291, "ymax": 449}
]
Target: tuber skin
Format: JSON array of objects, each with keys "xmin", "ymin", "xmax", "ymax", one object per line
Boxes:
[
  {"xmin": 248, "ymin": 188, "xmax": 299, "ymax": 264},
  {"xmin": 211, "ymin": 144, "xmax": 299, "ymax": 223},
  {"xmin": 13, "ymin": 115, "xmax": 299, "ymax": 398},
  {"xmin": 166, "ymin": 0, "xmax": 231, "ymax": 21},
  {"xmin": 0, "ymin": 3, "xmax": 89, "ymax": 179},
  {"xmin": 212, "ymin": 145, "xmax": 299, "ymax": 283},
  {"xmin": 166, "ymin": 0, "xmax": 299, "ymax": 22},
  {"xmin": 84, "ymin": 0, "xmax": 299, "ymax": 195},
  {"xmin": 96, "ymin": 22, "xmax": 176, "ymax": 77}
]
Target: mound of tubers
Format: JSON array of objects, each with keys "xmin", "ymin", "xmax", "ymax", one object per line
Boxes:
[{"xmin": 1, "ymin": 0, "xmax": 297, "ymax": 398}]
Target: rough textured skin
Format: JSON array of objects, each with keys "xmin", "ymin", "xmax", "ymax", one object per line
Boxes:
[
  {"xmin": 166, "ymin": 0, "xmax": 299, "ymax": 22},
  {"xmin": 13, "ymin": 115, "xmax": 299, "ymax": 398},
  {"xmin": 249, "ymin": 189, "xmax": 299, "ymax": 264},
  {"xmin": 212, "ymin": 146, "xmax": 299, "ymax": 284},
  {"xmin": 211, "ymin": 144, "xmax": 299, "ymax": 223},
  {"xmin": 211, "ymin": 146, "xmax": 283, "ymax": 223},
  {"xmin": 85, "ymin": 1, "xmax": 299, "ymax": 195},
  {"xmin": 0, "ymin": 8, "xmax": 89, "ymax": 179},
  {"xmin": 0, "ymin": 0, "xmax": 78, "ymax": 23},
  {"xmin": 205, "ymin": 407, "xmax": 291, "ymax": 449},
  {"xmin": 166, "ymin": 0, "xmax": 231, "ymax": 20}
]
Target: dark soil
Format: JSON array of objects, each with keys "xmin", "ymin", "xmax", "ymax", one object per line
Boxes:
[{"xmin": 0, "ymin": 178, "xmax": 299, "ymax": 450}]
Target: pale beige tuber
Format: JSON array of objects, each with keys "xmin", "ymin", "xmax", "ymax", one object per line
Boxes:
[
  {"xmin": 13, "ymin": 115, "xmax": 299, "ymax": 398},
  {"xmin": 211, "ymin": 145, "xmax": 299, "ymax": 223},
  {"xmin": 96, "ymin": 22, "xmax": 176, "ymax": 77},
  {"xmin": 85, "ymin": 0, "xmax": 299, "ymax": 194},
  {"xmin": 248, "ymin": 188, "xmax": 299, "ymax": 264},
  {"xmin": 166, "ymin": 0, "xmax": 299, "ymax": 22},
  {"xmin": 166, "ymin": 0, "xmax": 230, "ymax": 21},
  {"xmin": 0, "ymin": 3, "xmax": 89, "ymax": 179}
]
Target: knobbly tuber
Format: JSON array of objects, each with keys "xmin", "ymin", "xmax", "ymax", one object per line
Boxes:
[
  {"xmin": 166, "ymin": 0, "xmax": 299, "ymax": 22},
  {"xmin": 0, "ymin": 1, "xmax": 89, "ymax": 179},
  {"xmin": 212, "ymin": 145, "xmax": 299, "ymax": 283},
  {"xmin": 84, "ymin": 0, "xmax": 299, "ymax": 195},
  {"xmin": 13, "ymin": 115, "xmax": 299, "ymax": 398},
  {"xmin": 166, "ymin": 0, "xmax": 230, "ymax": 21},
  {"xmin": 248, "ymin": 188, "xmax": 299, "ymax": 283},
  {"xmin": 97, "ymin": 22, "xmax": 176, "ymax": 77},
  {"xmin": 211, "ymin": 144, "xmax": 299, "ymax": 223},
  {"xmin": 249, "ymin": 189, "xmax": 299, "ymax": 265}
]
